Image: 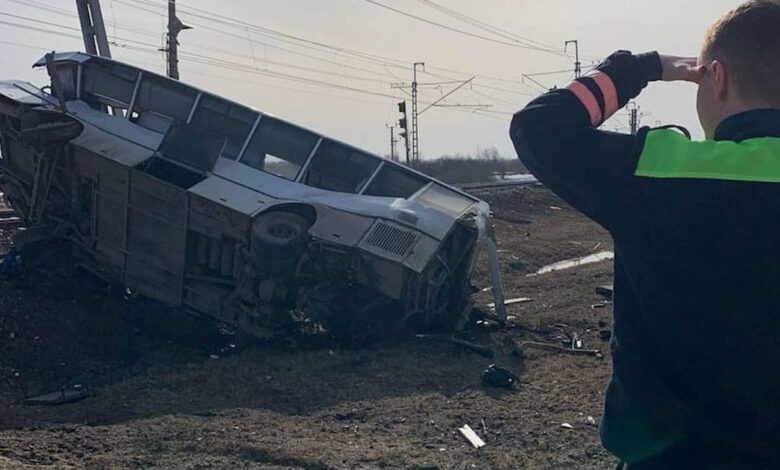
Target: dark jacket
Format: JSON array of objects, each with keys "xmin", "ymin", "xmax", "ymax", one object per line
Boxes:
[{"xmin": 510, "ymin": 51, "xmax": 780, "ymax": 467}]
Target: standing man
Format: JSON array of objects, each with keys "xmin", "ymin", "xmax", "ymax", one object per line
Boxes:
[{"xmin": 510, "ymin": 1, "xmax": 780, "ymax": 468}]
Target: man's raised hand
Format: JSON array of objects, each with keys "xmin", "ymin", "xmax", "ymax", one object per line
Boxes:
[{"xmin": 659, "ymin": 55, "xmax": 706, "ymax": 83}]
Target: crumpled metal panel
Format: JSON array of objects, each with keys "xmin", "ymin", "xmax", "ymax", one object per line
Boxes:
[
  {"xmin": 66, "ymin": 101, "xmax": 164, "ymax": 156},
  {"xmin": 188, "ymin": 176, "xmax": 274, "ymax": 216},
  {"xmin": 211, "ymin": 157, "xmax": 464, "ymax": 241},
  {"xmin": 0, "ymin": 80, "xmax": 56, "ymax": 107},
  {"xmin": 32, "ymin": 51, "xmax": 92, "ymax": 67}
]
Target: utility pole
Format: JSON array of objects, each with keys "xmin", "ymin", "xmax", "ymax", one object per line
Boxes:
[
  {"xmin": 411, "ymin": 62, "xmax": 425, "ymax": 166},
  {"xmin": 163, "ymin": 0, "xmax": 192, "ymax": 80},
  {"xmin": 629, "ymin": 103, "xmax": 639, "ymax": 134},
  {"xmin": 75, "ymin": 0, "xmax": 111, "ymax": 58},
  {"xmin": 391, "ymin": 71, "xmax": 486, "ymax": 166},
  {"xmin": 565, "ymin": 40, "xmax": 581, "ymax": 78},
  {"xmin": 397, "ymin": 101, "xmax": 410, "ymax": 166},
  {"xmin": 387, "ymin": 125, "xmax": 397, "ymax": 162}
]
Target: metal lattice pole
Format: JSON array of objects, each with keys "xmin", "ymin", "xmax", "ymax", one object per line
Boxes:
[{"xmin": 411, "ymin": 62, "xmax": 424, "ymax": 166}]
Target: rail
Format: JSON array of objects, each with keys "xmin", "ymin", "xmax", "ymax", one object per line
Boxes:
[{"xmin": 456, "ymin": 177, "xmax": 539, "ymax": 192}]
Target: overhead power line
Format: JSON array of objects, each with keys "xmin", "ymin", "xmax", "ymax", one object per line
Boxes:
[
  {"xmin": 360, "ymin": 0, "xmax": 566, "ymax": 55},
  {"xmin": 413, "ymin": 0, "xmax": 561, "ymax": 52},
  {"xmin": 112, "ymin": 0, "xmax": 563, "ymax": 91},
  {"xmin": 0, "ymin": 0, "xmax": 520, "ymax": 122}
]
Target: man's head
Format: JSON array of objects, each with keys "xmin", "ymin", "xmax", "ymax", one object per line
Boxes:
[{"xmin": 697, "ymin": 0, "xmax": 780, "ymax": 138}]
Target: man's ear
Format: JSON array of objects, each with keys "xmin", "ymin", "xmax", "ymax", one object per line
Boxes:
[{"xmin": 711, "ymin": 60, "xmax": 728, "ymax": 100}]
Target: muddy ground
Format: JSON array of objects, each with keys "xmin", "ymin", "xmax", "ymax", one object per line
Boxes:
[{"xmin": 0, "ymin": 185, "xmax": 617, "ymax": 470}]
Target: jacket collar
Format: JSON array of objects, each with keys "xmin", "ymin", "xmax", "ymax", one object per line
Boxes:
[{"xmin": 714, "ymin": 108, "xmax": 780, "ymax": 142}]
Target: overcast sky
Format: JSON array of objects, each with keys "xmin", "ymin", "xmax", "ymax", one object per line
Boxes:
[{"xmin": 0, "ymin": 0, "xmax": 742, "ymax": 159}]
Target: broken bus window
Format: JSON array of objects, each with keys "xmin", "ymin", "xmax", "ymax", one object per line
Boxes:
[
  {"xmin": 302, "ymin": 140, "xmax": 380, "ymax": 194},
  {"xmin": 241, "ymin": 116, "xmax": 319, "ymax": 180},
  {"xmin": 189, "ymin": 95, "xmax": 256, "ymax": 161},
  {"xmin": 133, "ymin": 75, "xmax": 198, "ymax": 133},
  {"xmin": 363, "ymin": 164, "xmax": 427, "ymax": 198}
]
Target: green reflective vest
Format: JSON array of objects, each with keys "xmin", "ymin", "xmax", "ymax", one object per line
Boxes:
[{"xmin": 636, "ymin": 129, "xmax": 780, "ymax": 183}]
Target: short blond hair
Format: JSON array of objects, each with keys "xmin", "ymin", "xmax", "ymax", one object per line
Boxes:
[{"xmin": 701, "ymin": 0, "xmax": 780, "ymax": 106}]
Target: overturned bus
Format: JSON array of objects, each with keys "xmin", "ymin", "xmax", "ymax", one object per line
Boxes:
[{"xmin": 0, "ymin": 52, "xmax": 501, "ymax": 342}]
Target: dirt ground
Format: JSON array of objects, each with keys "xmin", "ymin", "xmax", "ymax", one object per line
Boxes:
[{"xmin": 0, "ymin": 184, "xmax": 618, "ymax": 470}]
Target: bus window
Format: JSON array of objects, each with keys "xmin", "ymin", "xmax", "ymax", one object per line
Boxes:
[
  {"xmin": 414, "ymin": 184, "xmax": 475, "ymax": 217},
  {"xmin": 190, "ymin": 96, "xmax": 256, "ymax": 160},
  {"xmin": 363, "ymin": 164, "xmax": 428, "ymax": 198},
  {"xmin": 301, "ymin": 140, "xmax": 380, "ymax": 193},
  {"xmin": 241, "ymin": 117, "xmax": 319, "ymax": 180},
  {"xmin": 133, "ymin": 76, "xmax": 198, "ymax": 133}
]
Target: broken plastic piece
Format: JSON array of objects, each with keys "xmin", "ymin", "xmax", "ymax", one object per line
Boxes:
[
  {"xmin": 458, "ymin": 424, "xmax": 486, "ymax": 449},
  {"xmin": 532, "ymin": 251, "xmax": 614, "ymax": 276},
  {"xmin": 487, "ymin": 297, "xmax": 531, "ymax": 309}
]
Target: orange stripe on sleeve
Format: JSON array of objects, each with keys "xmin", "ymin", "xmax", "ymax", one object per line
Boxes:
[
  {"xmin": 589, "ymin": 71, "xmax": 619, "ymax": 120},
  {"xmin": 565, "ymin": 81, "xmax": 602, "ymax": 126}
]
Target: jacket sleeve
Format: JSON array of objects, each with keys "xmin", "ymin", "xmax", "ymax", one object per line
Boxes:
[{"xmin": 510, "ymin": 51, "xmax": 663, "ymax": 229}]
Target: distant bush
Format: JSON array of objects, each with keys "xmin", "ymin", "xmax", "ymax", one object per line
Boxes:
[{"xmin": 414, "ymin": 147, "xmax": 527, "ymax": 184}]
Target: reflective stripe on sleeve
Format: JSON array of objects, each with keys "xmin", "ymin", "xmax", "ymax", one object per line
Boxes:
[
  {"xmin": 565, "ymin": 80, "xmax": 602, "ymax": 127},
  {"xmin": 588, "ymin": 71, "xmax": 619, "ymax": 121}
]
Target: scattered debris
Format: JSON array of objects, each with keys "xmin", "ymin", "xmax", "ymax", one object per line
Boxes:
[
  {"xmin": 448, "ymin": 337, "xmax": 495, "ymax": 358},
  {"xmin": 25, "ymin": 387, "xmax": 89, "ymax": 405},
  {"xmin": 549, "ymin": 206, "xmax": 563, "ymax": 211},
  {"xmin": 487, "ymin": 297, "xmax": 531, "ymax": 309},
  {"xmin": 570, "ymin": 332, "xmax": 583, "ymax": 350},
  {"xmin": 514, "ymin": 341, "xmax": 601, "ymax": 358},
  {"xmin": 595, "ymin": 285, "xmax": 614, "ymax": 297},
  {"xmin": 586, "ymin": 416, "xmax": 597, "ymax": 426},
  {"xmin": 458, "ymin": 424, "xmax": 486, "ymax": 449},
  {"xmin": 531, "ymin": 251, "xmax": 614, "ymax": 276},
  {"xmin": 561, "ymin": 423, "xmax": 574, "ymax": 429},
  {"xmin": 591, "ymin": 300, "xmax": 612, "ymax": 309},
  {"xmin": 481, "ymin": 364, "xmax": 519, "ymax": 389},
  {"xmin": 416, "ymin": 335, "xmax": 495, "ymax": 358}
]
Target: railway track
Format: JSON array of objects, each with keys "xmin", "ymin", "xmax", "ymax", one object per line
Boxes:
[{"xmin": 457, "ymin": 177, "xmax": 539, "ymax": 192}]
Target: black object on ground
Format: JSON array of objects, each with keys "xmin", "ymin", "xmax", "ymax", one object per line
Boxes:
[
  {"xmin": 595, "ymin": 285, "xmax": 614, "ymax": 297},
  {"xmin": 481, "ymin": 364, "xmax": 519, "ymax": 389},
  {"xmin": 25, "ymin": 388, "xmax": 89, "ymax": 406}
]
